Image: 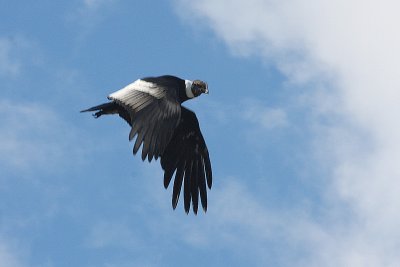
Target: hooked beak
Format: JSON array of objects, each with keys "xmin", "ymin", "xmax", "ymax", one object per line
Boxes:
[{"xmin": 202, "ymin": 88, "xmax": 209, "ymax": 94}]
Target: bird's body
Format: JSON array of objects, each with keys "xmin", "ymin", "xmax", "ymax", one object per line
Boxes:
[{"xmin": 81, "ymin": 75, "xmax": 212, "ymax": 214}]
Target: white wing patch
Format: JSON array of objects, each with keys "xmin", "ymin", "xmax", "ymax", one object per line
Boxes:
[
  {"xmin": 108, "ymin": 79, "xmax": 164, "ymax": 100},
  {"xmin": 185, "ymin": 80, "xmax": 194, "ymax": 98}
]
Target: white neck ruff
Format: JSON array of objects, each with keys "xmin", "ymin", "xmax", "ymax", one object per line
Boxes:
[{"xmin": 185, "ymin": 80, "xmax": 194, "ymax": 98}]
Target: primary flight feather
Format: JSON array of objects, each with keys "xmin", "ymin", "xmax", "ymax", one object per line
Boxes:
[{"xmin": 81, "ymin": 75, "xmax": 212, "ymax": 214}]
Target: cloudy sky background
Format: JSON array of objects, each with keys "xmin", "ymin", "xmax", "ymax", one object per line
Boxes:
[{"xmin": 1, "ymin": 1, "xmax": 400, "ymax": 266}]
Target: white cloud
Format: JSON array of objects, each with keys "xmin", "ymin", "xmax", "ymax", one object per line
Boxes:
[{"xmin": 175, "ymin": 0, "xmax": 400, "ymax": 266}]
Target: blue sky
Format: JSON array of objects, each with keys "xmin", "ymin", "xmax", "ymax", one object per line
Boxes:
[{"xmin": 1, "ymin": 1, "xmax": 400, "ymax": 266}]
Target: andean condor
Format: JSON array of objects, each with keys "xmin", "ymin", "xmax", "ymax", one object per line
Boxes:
[{"xmin": 81, "ymin": 75, "xmax": 212, "ymax": 214}]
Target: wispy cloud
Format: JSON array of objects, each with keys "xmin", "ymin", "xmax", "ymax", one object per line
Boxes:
[
  {"xmin": 0, "ymin": 100, "xmax": 89, "ymax": 174},
  {"xmin": 0, "ymin": 238, "xmax": 27, "ymax": 267},
  {"xmin": 85, "ymin": 220, "xmax": 138, "ymax": 249},
  {"xmin": 198, "ymin": 98, "xmax": 290, "ymax": 131},
  {"xmin": 98, "ymin": 174, "xmax": 335, "ymax": 266},
  {"xmin": 175, "ymin": 0, "xmax": 400, "ymax": 266},
  {"xmin": 241, "ymin": 99, "xmax": 288, "ymax": 129},
  {"xmin": 67, "ymin": 0, "xmax": 118, "ymax": 41},
  {"xmin": 83, "ymin": 0, "xmax": 116, "ymax": 10},
  {"xmin": 0, "ymin": 38, "xmax": 20, "ymax": 76},
  {"xmin": 0, "ymin": 36, "xmax": 39, "ymax": 77}
]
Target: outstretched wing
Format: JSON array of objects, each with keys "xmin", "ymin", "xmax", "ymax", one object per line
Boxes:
[
  {"xmin": 108, "ymin": 79, "xmax": 181, "ymax": 161},
  {"xmin": 161, "ymin": 107, "xmax": 212, "ymax": 214}
]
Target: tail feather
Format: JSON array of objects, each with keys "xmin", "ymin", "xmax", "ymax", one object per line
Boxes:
[
  {"xmin": 80, "ymin": 102, "xmax": 119, "ymax": 118},
  {"xmin": 81, "ymin": 102, "xmax": 131, "ymax": 125}
]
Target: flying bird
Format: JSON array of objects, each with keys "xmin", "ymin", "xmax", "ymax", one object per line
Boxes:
[{"xmin": 81, "ymin": 75, "xmax": 212, "ymax": 214}]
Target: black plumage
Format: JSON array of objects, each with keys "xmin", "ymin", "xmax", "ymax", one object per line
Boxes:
[{"xmin": 81, "ymin": 75, "xmax": 212, "ymax": 214}]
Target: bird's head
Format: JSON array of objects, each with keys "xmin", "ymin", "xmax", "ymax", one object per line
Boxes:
[{"xmin": 191, "ymin": 80, "xmax": 209, "ymax": 97}]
